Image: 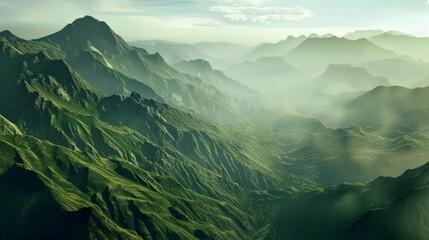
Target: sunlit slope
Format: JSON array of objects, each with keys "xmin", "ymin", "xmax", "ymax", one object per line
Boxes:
[
  {"xmin": 0, "ymin": 30, "xmax": 65, "ymax": 59},
  {"xmin": 0, "ymin": 132, "xmax": 260, "ymax": 239}
]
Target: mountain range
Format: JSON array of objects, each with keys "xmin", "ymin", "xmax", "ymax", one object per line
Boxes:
[
  {"xmin": 2, "ymin": 16, "xmax": 429, "ymax": 240},
  {"xmin": 26, "ymin": 16, "xmax": 256, "ymax": 123}
]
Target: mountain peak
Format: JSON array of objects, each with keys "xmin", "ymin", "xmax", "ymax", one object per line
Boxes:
[
  {"xmin": 41, "ymin": 15, "xmax": 114, "ymax": 40},
  {"xmin": 145, "ymin": 52, "xmax": 165, "ymax": 64},
  {"xmin": 0, "ymin": 30, "xmax": 13, "ymax": 37},
  {"xmin": 130, "ymin": 92, "xmax": 144, "ymax": 102},
  {"xmin": 71, "ymin": 15, "xmax": 106, "ymax": 27},
  {"xmin": 82, "ymin": 15, "xmax": 98, "ymax": 21},
  {"xmin": 282, "ymin": 35, "xmax": 306, "ymax": 42},
  {"xmin": 66, "ymin": 15, "xmax": 113, "ymax": 36},
  {"xmin": 0, "ymin": 30, "xmax": 22, "ymax": 41},
  {"xmin": 39, "ymin": 16, "xmax": 127, "ymax": 55}
]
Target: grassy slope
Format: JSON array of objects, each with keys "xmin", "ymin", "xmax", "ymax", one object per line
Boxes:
[{"xmin": 0, "ymin": 132, "xmax": 257, "ymax": 239}]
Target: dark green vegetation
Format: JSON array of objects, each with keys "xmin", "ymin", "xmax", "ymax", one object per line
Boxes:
[
  {"xmin": 2, "ymin": 17, "xmax": 429, "ymax": 240},
  {"xmin": 269, "ymin": 161, "xmax": 429, "ymax": 239}
]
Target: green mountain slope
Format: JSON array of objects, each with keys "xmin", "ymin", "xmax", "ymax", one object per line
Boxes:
[
  {"xmin": 0, "ymin": 133, "xmax": 259, "ymax": 239},
  {"xmin": 0, "ymin": 30, "xmax": 65, "ymax": 59}
]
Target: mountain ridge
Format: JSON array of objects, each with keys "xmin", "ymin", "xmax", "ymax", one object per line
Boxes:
[
  {"xmin": 34, "ymin": 16, "xmax": 257, "ymax": 123},
  {"xmin": 172, "ymin": 59, "xmax": 259, "ymax": 103},
  {"xmin": 309, "ymin": 64, "xmax": 390, "ymax": 94}
]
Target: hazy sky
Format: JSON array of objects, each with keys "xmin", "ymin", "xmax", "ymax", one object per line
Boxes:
[{"xmin": 1, "ymin": 0, "xmax": 429, "ymax": 44}]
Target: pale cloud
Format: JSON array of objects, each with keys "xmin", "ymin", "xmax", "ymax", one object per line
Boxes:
[
  {"xmin": 126, "ymin": 14, "xmax": 223, "ymax": 28},
  {"xmin": 210, "ymin": 6, "xmax": 314, "ymax": 23},
  {"xmin": 197, "ymin": 0, "xmax": 234, "ymax": 3}
]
